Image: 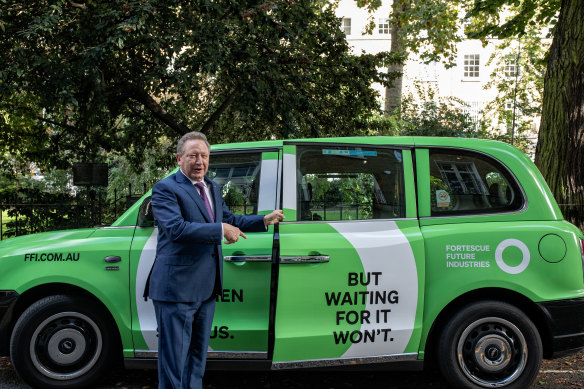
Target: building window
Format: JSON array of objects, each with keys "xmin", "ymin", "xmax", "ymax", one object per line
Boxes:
[
  {"xmin": 378, "ymin": 18, "xmax": 390, "ymax": 34},
  {"xmin": 505, "ymin": 100, "xmax": 514, "ymax": 111},
  {"xmin": 463, "ymin": 54, "xmax": 480, "ymax": 78},
  {"xmin": 342, "ymin": 18, "xmax": 351, "ymax": 35},
  {"xmin": 504, "ymin": 58, "xmax": 519, "ymax": 78}
]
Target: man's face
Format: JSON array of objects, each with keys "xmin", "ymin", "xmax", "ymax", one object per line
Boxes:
[{"xmin": 177, "ymin": 139, "xmax": 210, "ymax": 182}]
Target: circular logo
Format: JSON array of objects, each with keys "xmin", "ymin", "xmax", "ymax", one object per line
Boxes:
[{"xmin": 495, "ymin": 239, "xmax": 530, "ymax": 274}]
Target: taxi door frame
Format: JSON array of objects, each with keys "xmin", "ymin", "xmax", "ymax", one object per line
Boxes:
[{"xmin": 269, "ymin": 141, "xmax": 426, "ymax": 369}]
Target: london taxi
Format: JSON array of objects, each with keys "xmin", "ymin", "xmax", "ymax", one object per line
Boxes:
[{"xmin": 0, "ymin": 137, "xmax": 583, "ymax": 389}]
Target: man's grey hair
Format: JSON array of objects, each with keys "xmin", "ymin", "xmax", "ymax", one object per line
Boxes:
[{"xmin": 176, "ymin": 131, "xmax": 210, "ymax": 156}]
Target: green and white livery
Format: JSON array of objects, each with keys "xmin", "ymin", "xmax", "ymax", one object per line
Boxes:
[{"xmin": 1, "ymin": 137, "xmax": 583, "ymax": 389}]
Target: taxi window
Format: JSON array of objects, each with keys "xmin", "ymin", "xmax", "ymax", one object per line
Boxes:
[
  {"xmin": 296, "ymin": 145, "xmax": 405, "ymax": 221},
  {"xmin": 207, "ymin": 152, "xmax": 261, "ymax": 215},
  {"xmin": 429, "ymin": 149, "xmax": 524, "ymax": 216}
]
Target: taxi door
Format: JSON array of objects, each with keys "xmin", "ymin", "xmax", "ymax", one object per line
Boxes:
[
  {"xmin": 272, "ymin": 142, "xmax": 425, "ymax": 367},
  {"xmin": 129, "ymin": 149, "xmax": 279, "ymax": 360}
]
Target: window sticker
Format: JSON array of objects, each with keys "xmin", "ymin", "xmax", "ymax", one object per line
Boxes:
[
  {"xmin": 322, "ymin": 149, "xmax": 377, "ymax": 157},
  {"xmin": 436, "ymin": 190, "xmax": 451, "ymax": 207}
]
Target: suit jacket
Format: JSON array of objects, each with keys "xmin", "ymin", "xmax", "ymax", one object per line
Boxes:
[{"xmin": 148, "ymin": 170, "xmax": 266, "ymax": 302}]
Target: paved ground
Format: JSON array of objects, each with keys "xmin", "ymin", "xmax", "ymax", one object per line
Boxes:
[{"xmin": 1, "ymin": 350, "xmax": 584, "ymax": 388}]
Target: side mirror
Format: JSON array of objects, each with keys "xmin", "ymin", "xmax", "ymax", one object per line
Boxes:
[{"xmin": 137, "ymin": 196, "xmax": 155, "ymax": 227}]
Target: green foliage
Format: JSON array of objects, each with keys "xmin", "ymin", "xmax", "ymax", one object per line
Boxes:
[
  {"xmin": 0, "ymin": 155, "xmax": 157, "ymax": 238},
  {"xmin": 400, "ymin": 99, "xmax": 485, "ymax": 138},
  {"xmin": 392, "ymin": 0, "xmax": 465, "ymax": 66},
  {"xmin": 303, "ymin": 173, "xmax": 374, "ymax": 220},
  {"xmin": 1, "ymin": 188, "xmax": 81, "ymax": 238},
  {"xmin": 106, "ymin": 144, "xmax": 172, "ymax": 202},
  {"xmin": 357, "ymin": 0, "xmax": 466, "ymax": 67},
  {"xmin": 480, "ymin": 25, "xmax": 548, "ymax": 156},
  {"xmin": 361, "ymin": 83, "xmax": 491, "ymax": 139},
  {"xmin": 0, "ymin": 0, "xmax": 392, "ymax": 173},
  {"xmin": 392, "ymin": 89, "xmax": 488, "ymax": 138},
  {"xmin": 465, "ymin": 0, "xmax": 559, "ymax": 41}
]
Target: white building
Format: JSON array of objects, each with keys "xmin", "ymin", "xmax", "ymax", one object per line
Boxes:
[{"xmin": 335, "ymin": 0, "xmax": 546, "ymax": 149}]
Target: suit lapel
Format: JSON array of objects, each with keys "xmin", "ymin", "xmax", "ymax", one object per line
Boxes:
[{"xmin": 174, "ymin": 171, "xmax": 212, "ymax": 223}]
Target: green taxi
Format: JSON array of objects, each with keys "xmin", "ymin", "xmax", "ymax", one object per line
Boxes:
[{"xmin": 1, "ymin": 137, "xmax": 583, "ymax": 389}]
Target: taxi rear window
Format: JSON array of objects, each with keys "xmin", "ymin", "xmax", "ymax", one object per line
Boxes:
[
  {"xmin": 296, "ymin": 145, "xmax": 405, "ymax": 221},
  {"xmin": 429, "ymin": 148, "xmax": 524, "ymax": 216}
]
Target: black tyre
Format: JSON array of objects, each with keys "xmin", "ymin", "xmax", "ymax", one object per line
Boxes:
[
  {"xmin": 437, "ymin": 301, "xmax": 542, "ymax": 389},
  {"xmin": 10, "ymin": 295, "xmax": 118, "ymax": 389}
]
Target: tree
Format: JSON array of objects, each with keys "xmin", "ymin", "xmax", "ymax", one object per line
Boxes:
[
  {"xmin": 467, "ymin": 0, "xmax": 584, "ymax": 229},
  {"xmin": 362, "ymin": 82, "xmax": 490, "ymax": 139},
  {"xmin": 398, "ymin": 92, "xmax": 488, "ymax": 138},
  {"xmin": 0, "ymin": 0, "xmax": 393, "ymax": 172},
  {"xmin": 534, "ymin": 0, "xmax": 584, "ymax": 228},
  {"xmin": 481, "ymin": 21, "xmax": 549, "ymax": 156},
  {"xmin": 354, "ymin": 0, "xmax": 465, "ymax": 113}
]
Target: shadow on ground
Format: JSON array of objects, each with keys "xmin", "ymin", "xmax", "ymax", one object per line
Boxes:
[{"xmin": 2, "ymin": 350, "xmax": 583, "ymax": 388}]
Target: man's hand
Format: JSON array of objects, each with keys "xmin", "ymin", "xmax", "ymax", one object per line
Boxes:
[
  {"xmin": 263, "ymin": 210, "xmax": 285, "ymax": 226},
  {"xmin": 222, "ymin": 223, "xmax": 247, "ymax": 244}
]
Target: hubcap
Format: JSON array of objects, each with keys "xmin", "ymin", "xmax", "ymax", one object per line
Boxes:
[
  {"xmin": 473, "ymin": 335, "xmax": 511, "ymax": 373},
  {"xmin": 457, "ymin": 317, "xmax": 527, "ymax": 387},
  {"xmin": 29, "ymin": 312, "xmax": 103, "ymax": 380}
]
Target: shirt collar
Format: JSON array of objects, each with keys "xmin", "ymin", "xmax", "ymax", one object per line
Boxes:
[{"xmin": 179, "ymin": 168, "xmax": 206, "ymax": 187}]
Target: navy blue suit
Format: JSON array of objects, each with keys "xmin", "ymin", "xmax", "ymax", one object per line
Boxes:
[{"xmin": 149, "ymin": 170, "xmax": 265, "ymax": 388}]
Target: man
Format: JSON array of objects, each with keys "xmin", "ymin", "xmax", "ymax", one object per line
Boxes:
[{"xmin": 149, "ymin": 131, "xmax": 284, "ymax": 388}]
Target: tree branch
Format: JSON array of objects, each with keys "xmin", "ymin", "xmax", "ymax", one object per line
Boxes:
[
  {"xmin": 119, "ymin": 82, "xmax": 191, "ymax": 136},
  {"xmin": 35, "ymin": 116, "xmax": 81, "ymax": 133},
  {"xmin": 68, "ymin": 1, "xmax": 87, "ymax": 9},
  {"xmin": 200, "ymin": 89, "xmax": 240, "ymax": 134}
]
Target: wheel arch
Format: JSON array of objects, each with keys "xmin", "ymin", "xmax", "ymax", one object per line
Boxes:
[
  {"xmin": 0, "ymin": 283, "xmax": 123, "ymax": 360},
  {"xmin": 424, "ymin": 287, "xmax": 554, "ymax": 367}
]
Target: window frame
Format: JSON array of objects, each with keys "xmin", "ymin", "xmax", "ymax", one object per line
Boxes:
[
  {"xmin": 463, "ymin": 54, "xmax": 481, "ymax": 80},
  {"xmin": 342, "ymin": 18, "xmax": 351, "ymax": 35},
  {"xmin": 425, "ymin": 147, "xmax": 527, "ymax": 218},
  {"xmin": 504, "ymin": 56, "xmax": 519, "ymax": 79},
  {"xmin": 378, "ymin": 18, "xmax": 390, "ymax": 34},
  {"xmin": 292, "ymin": 143, "xmax": 411, "ymax": 223},
  {"xmin": 209, "ymin": 148, "xmax": 279, "ymax": 215}
]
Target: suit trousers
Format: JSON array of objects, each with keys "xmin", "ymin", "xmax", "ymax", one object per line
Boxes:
[{"xmin": 153, "ymin": 297, "xmax": 216, "ymax": 389}]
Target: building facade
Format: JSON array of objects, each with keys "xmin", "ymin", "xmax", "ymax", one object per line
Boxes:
[{"xmin": 335, "ymin": 0, "xmax": 547, "ymax": 152}]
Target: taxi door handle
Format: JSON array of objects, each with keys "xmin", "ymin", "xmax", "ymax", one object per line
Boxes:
[
  {"xmin": 224, "ymin": 255, "xmax": 272, "ymax": 262},
  {"xmin": 280, "ymin": 255, "xmax": 330, "ymax": 264}
]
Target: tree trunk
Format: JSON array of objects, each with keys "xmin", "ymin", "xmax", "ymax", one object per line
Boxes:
[
  {"xmin": 534, "ymin": 0, "xmax": 584, "ymax": 230},
  {"xmin": 384, "ymin": 0, "xmax": 408, "ymax": 114}
]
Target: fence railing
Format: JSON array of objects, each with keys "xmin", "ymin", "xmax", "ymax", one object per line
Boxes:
[
  {"xmin": 0, "ymin": 186, "xmax": 147, "ymax": 240},
  {"xmin": 2, "ymin": 194, "xmax": 583, "ymax": 241}
]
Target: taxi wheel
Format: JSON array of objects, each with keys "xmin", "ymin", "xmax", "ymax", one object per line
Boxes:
[
  {"xmin": 10, "ymin": 295, "xmax": 117, "ymax": 389},
  {"xmin": 437, "ymin": 301, "xmax": 542, "ymax": 389}
]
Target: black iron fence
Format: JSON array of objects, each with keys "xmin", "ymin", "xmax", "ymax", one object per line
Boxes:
[
  {"xmin": 0, "ymin": 184, "xmax": 147, "ymax": 240},
  {"xmin": 2, "ymin": 191, "xmax": 583, "ymax": 241}
]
